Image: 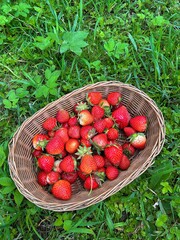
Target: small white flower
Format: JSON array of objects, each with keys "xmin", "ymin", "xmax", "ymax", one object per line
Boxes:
[{"xmin": 153, "ymin": 201, "xmax": 159, "ymax": 209}]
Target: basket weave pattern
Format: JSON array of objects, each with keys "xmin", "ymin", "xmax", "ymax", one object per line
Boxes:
[{"xmin": 8, "ymin": 81, "xmax": 165, "ymax": 211}]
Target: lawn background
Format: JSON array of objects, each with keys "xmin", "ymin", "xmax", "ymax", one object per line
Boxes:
[{"xmin": 0, "ymin": 0, "xmax": 179, "ymax": 239}]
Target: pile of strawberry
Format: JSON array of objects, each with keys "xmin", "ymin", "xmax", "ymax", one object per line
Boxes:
[{"xmin": 32, "ymin": 91, "xmax": 147, "ymax": 200}]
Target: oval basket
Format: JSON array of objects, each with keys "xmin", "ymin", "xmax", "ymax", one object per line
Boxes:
[{"xmin": 8, "ymin": 81, "xmax": 165, "ymax": 212}]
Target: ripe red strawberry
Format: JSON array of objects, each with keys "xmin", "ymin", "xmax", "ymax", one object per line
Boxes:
[
  {"xmin": 123, "ymin": 127, "xmax": 136, "ymax": 137},
  {"xmin": 119, "ymin": 154, "xmax": 130, "ymax": 170},
  {"xmin": 32, "ymin": 149, "xmax": 42, "ymax": 159},
  {"xmin": 68, "ymin": 116, "xmax": 78, "ymax": 126},
  {"xmin": 47, "ymin": 130, "xmax": 55, "ymax": 138},
  {"xmin": 65, "ymin": 138, "xmax": 80, "ymax": 154},
  {"xmin": 79, "ymin": 155, "xmax": 97, "ymax": 175},
  {"xmin": 78, "ymin": 110, "xmax": 94, "ymax": 126},
  {"xmin": 42, "ymin": 117, "xmax": 57, "ymax": 131},
  {"xmin": 84, "ymin": 175, "xmax": 99, "ymax": 190},
  {"xmin": 53, "ymin": 160, "xmax": 63, "ymax": 173},
  {"xmin": 87, "ymin": 92, "xmax": 102, "ymax": 105},
  {"xmin": 32, "ymin": 134, "xmax": 49, "ymax": 150},
  {"xmin": 46, "ymin": 171, "xmax": 60, "ymax": 184},
  {"xmin": 130, "ymin": 115, "xmax": 147, "ymax": 132},
  {"xmin": 38, "ymin": 154, "xmax": 55, "ymax": 173},
  {"xmin": 77, "ymin": 170, "xmax": 88, "ymax": 181},
  {"xmin": 130, "ymin": 133, "xmax": 146, "ymax": 149},
  {"xmin": 61, "ymin": 171, "xmax": 78, "ymax": 184},
  {"xmin": 73, "ymin": 101, "xmax": 89, "ymax": 114},
  {"xmin": 80, "ymin": 138, "xmax": 92, "ymax": 147},
  {"xmin": 59, "ymin": 155, "xmax": 77, "ymax": 173},
  {"xmin": 37, "ymin": 171, "xmax": 48, "ymax": 186},
  {"xmin": 93, "ymin": 119, "xmax": 107, "ymax": 133},
  {"xmin": 112, "ymin": 105, "xmax": 131, "ymax": 129},
  {"xmin": 45, "ymin": 136, "xmax": 64, "ymax": 155},
  {"xmin": 106, "ymin": 166, "xmax": 119, "ymax": 180},
  {"xmin": 107, "ymin": 128, "xmax": 119, "ymax": 140},
  {"xmin": 68, "ymin": 125, "xmax": 81, "ymax": 139},
  {"xmin": 80, "ymin": 126, "xmax": 96, "ymax": 140},
  {"xmin": 104, "ymin": 144, "xmax": 123, "ymax": 166},
  {"xmin": 52, "ymin": 180, "xmax": 72, "ymax": 200},
  {"xmin": 107, "ymin": 92, "xmax": 122, "ymax": 106},
  {"xmin": 91, "ymin": 105, "xmax": 105, "ymax": 120},
  {"xmin": 92, "ymin": 133, "xmax": 108, "ymax": 150},
  {"xmin": 54, "ymin": 127, "xmax": 69, "ymax": 143},
  {"xmin": 122, "ymin": 143, "xmax": 135, "ymax": 157},
  {"xmin": 56, "ymin": 109, "xmax": 70, "ymax": 123},
  {"xmin": 93, "ymin": 155, "xmax": 105, "ymax": 168},
  {"xmin": 104, "ymin": 117, "xmax": 114, "ymax": 129}
]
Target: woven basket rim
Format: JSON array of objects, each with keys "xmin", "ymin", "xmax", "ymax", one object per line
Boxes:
[{"xmin": 8, "ymin": 81, "xmax": 165, "ymax": 211}]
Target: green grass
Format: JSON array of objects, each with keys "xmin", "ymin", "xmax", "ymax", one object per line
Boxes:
[{"xmin": 0, "ymin": 0, "xmax": 179, "ymax": 239}]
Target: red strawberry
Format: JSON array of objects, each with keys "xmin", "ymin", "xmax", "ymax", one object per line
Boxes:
[
  {"xmin": 80, "ymin": 125, "xmax": 96, "ymax": 140},
  {"xmin": 80, "ymin": 138, "xmax": 92, "ymax": 147},
  {"xmin": 104, "ymin": 117, "xmax": 114, "ymax": 129},
  {"xmin": 45, "ymin": 136, "xmax": 64, "ymax": 155},
  {"xmin": 93, "ymin": 155, "xmax": 105, "ymax": 168},
  {"xmin": 68, "ymin": 116, "xmax": 78, "ymax": 126},
  {"xmin": 107, "ymin": 92, "xmax": 122, "ymax": 106},
  {"xmin": 65, "ymin": 138, "xmax": 80, "ymax": 154},
  {"xmin": 54, "ymin": 127, "xmax": 69, "ymax": 143},
  {"xmin": 73, "ymin": 101, "xmax": 89, "ymax": 114},
  {"xmin": 37, "ymin": 171, "xmax": 48, "ymax": 186},
  {"xmin": 59, "ymin": 155, "xmax": 77, "ymax": 173},
  {"xmin": 78, "ymin": 110, "xmax": 94, "ymax": 126},
  {"xmin": 84, "ymin": 175, "xmax": 99, "ymax": 190},
  {"xmin": 91, "ymin": 105, "xmax": 105, "ymax": 120},
  {"xmin": 79, "ymin": 155, "xmax": 97, "ymax": 175},
  {"xmin": 61, "ymin": 171, "xmax": 78, "ymax": 184},
  {"xmin": 77, "ymin": 170, "xmax": 88, "ymax": 181},
  {"xmin": 130, "ymin": 115, "xmax": 147, "ymax": 132},
  {"xmin": 123, "ymin": 127, "xmax": 136, "ymax": 137},
  {"xmin": 46, "ymin": 171, "xmax": 60, "ymax": 184},
  {"xmin": 119, "ymin": 154, "xmax": 130, "ymax": 170},
  {"xmin": 106, "ymin": 166, "xmax": 119, "ymax": 180},
  {"xmin": 56, "ymin": 109, "xmax": 70, "ymax": 123},
  {"xmin": 32, "ymin": 134, "xmax": 49, "ymax": 150},
  {"xmin": 38, "ymin": 154, "xmax": 55, "ymax": 173},
  {"xmin": 92, "ymin": 133, "xmax": 108, "ymax": 150},
  {"xmin": 104, "ymin": 144, "xmax": 123, "ymax": 166},
  {"xmin": 53, "ymin": 160, "xmax": 63, "ymax": 173},
  {"xmin": 47, "ymin": 130, "xmax": 55, "ymax": 138},
  {"xmin": 93, "ymin": 119, "xmax": 107, "ymax": 133},
  {"xmin": 112, "ymin": 105, "xmax": 131, "ymax": 129},
  {"xmin": 122, "ymin": 143, "xmax": 135, "ymax": 157},
  {"xmin": 87, "ymin": 92, "xmax": 102, "ymax": 105},
  {"xmin": 42, "ymin": 117, "xmax": 57, "ymax": 131},
  {"xmin": 68, "ymin": 125, "xmax": 81, "ymax": 139},
  {"xmin": 107, "ymin": 128, "xmax": 119, "ymax": 140},
  {"xmin": 32, "ymin": 149, "xmax": 42, "ymax": 159},
  {"xmin": 52, "ymin": 180, "xmax": 72, "ymax": 200},
  {"xmin": 99, "ymin": 99, "xmax": 110, "ymax": 108},
  {"xmin": 130, "ymin": 133, "xmax": 146, "ymax": 149}
]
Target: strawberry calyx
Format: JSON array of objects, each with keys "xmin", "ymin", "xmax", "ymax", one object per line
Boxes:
[{"xmin": 75, "ymin": 145, "xmax": 92, "ymax": 159}]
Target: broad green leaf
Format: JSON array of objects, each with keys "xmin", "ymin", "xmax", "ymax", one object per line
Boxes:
[
  {"xmin": 1, "ymin": 185, "xmax": 16, "ymax": 194},
  {"xmin": 34, "ymin": 37, "xmax": 51, "ymax": 50},
  {"xmin": 0, "ymin": 177, "xmax": 14, "ymax": 186},
  {"xmin": 60, "ymin": 31, "xmax": 88, "ymax": 55},
  {"xmin": 0, "ymin": 146, "xmax": 6, "ymax": 167},
  {"xmin": 63, "ymin": 220, "xmax": 72, "ymax": 231},
  {"xmin": 54, "ymin": 216, "xmax": 63, "ymax": 226},
  {"xmin": 14, "ymin": 189, "xmax": 24, "ymax": 206},
  {"xmin": 151, "ymin": 16, "xmax": 169, "ymax": 27},
  {"xmin": 0, "ymin": 15, "xmax": 8, "ymax": 26},
  {"xmin": 104, "ymin": 38, "xmax": 115, "ymax": 52},
  {"xmin": 155, "ymin": 213, "xmax": 168, "ymax": 227},
  {"xmin": 67, "ymin": 228, "xmax": 95, "ymax": 235},
  {"xmin": 35, "ymin": 85, "xmax": 48, "ymax": 98},
  {"xmin": 3, "ymin": 99, "xmax": 12, "ymax": 108}
]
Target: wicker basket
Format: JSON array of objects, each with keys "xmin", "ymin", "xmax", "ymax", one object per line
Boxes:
[{"xmin": 8, "ymin": 81, "xmax": 165, "ymax": 212}]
